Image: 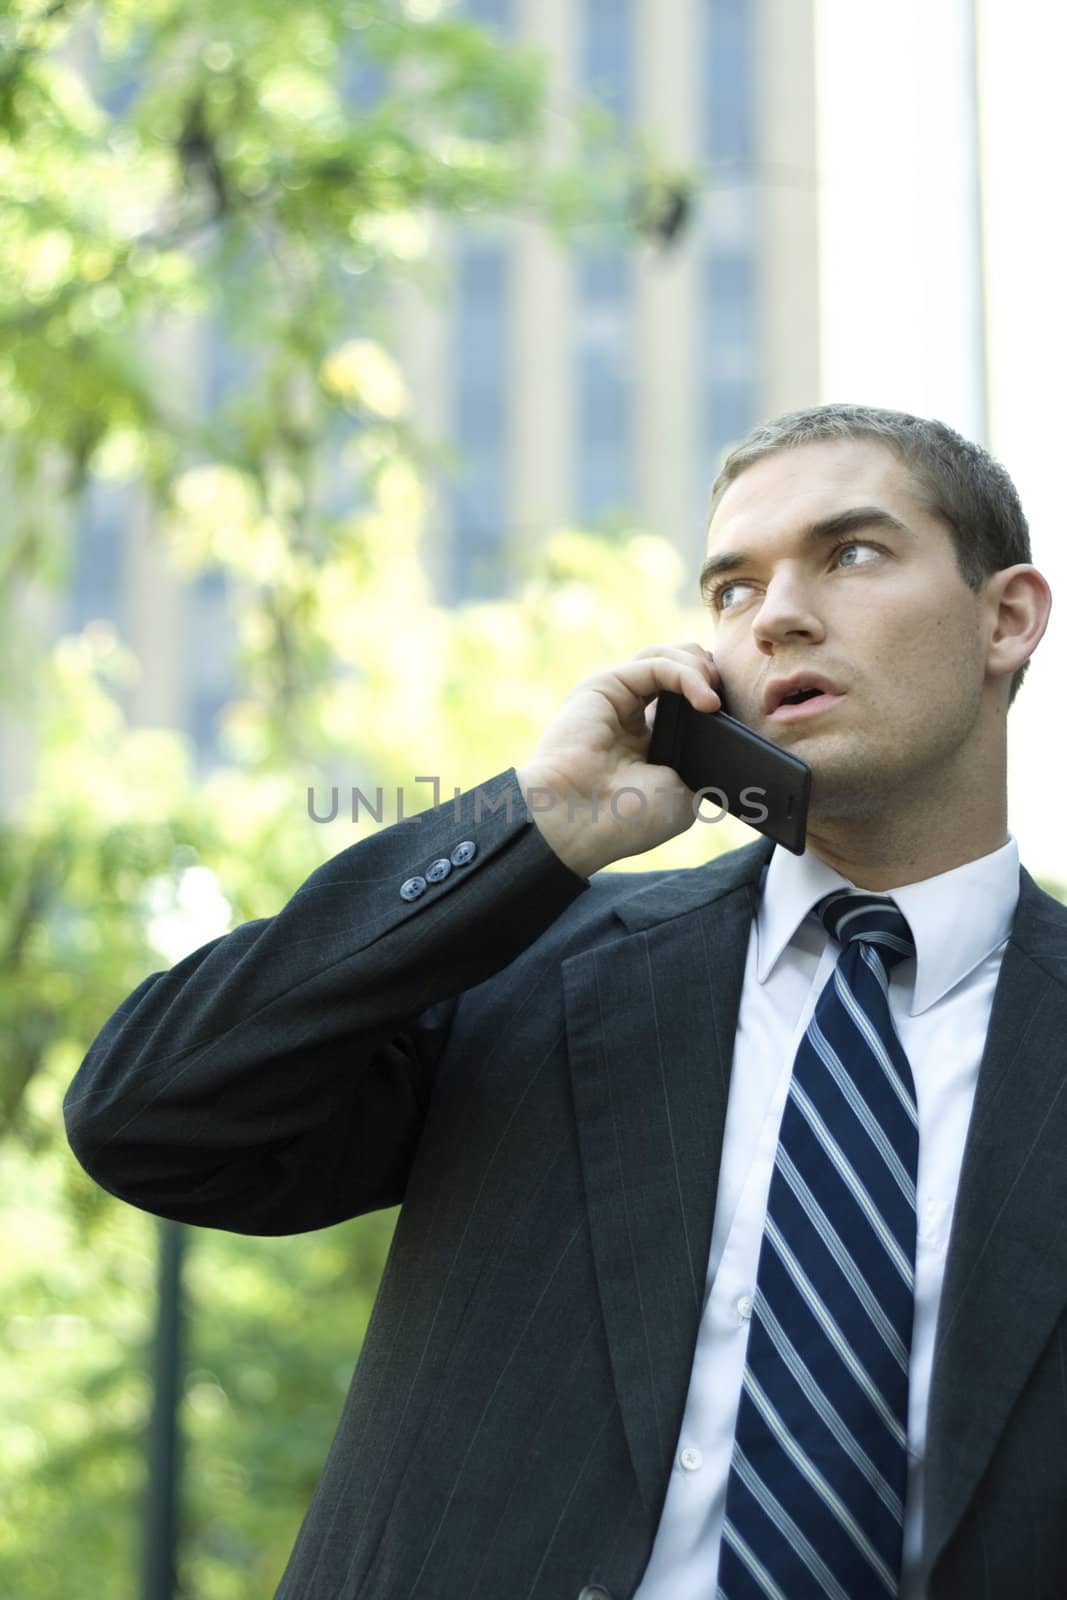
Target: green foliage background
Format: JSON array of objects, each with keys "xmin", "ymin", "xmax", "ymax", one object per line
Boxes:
[{"xmin": 0, "ymin": 2, "xmax": 728, "ymax": 1595}]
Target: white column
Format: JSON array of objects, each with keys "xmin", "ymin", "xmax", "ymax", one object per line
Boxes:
[
  {"xmin": 976, "ymin": 0, "xmax": 1067, "ymax": 879},
  {"xmin": 813, "ymin": 0, "xmax": 983, "ymax": 435},
  {"xmin": 755, "ymin": 0, "xmax": 821, "ymax": 419}
]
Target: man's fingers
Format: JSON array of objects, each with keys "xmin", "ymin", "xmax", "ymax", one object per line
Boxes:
[
  {"xmin": 631, "ymin": 640, "xmax": 718, "ymax": 675},
  {"xmin": 520, "ymin": 640, "xmax": 724, "ymax": 874},
  {"xmin": 610, "ymin": 654, "xmax": 721, "ymax": 711}
]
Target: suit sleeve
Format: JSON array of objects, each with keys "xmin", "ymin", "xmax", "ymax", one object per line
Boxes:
[{"xmin": 63, "ymin": 769, "xmax": 588, "ymax": 1235}]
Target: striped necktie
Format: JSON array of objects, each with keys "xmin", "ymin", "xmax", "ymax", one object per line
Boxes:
[{"xmin": 719, "ymin": 889, "xmax": 918, "ymax": 1600}]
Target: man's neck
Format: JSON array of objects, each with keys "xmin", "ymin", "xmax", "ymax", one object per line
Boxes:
[
  {"xmin": 799, "ymin": 715, "xmax": 1013, "ymax": 890},
  {"xmin": 803, "ymin": 818, "xmax": 1011, "ymax": 891},
  {"xmin": 804, "ymin": 767, "xmax": 1010, "ymax": 890}
]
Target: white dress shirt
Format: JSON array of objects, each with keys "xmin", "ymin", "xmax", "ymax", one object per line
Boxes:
[{"xmin": 634, "ymin": 831, "xmax": 1021, "ymax": 1600}]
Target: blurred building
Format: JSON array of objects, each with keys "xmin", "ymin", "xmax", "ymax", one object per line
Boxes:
[
  {"xmin": 408, "ymin": 0, "xmax": 821, "ymax": 602},
  {"xmin": 57, "ymin": 0, "xmax": 820, "ymax": 776}
]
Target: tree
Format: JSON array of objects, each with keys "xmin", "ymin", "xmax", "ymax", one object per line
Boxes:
[{"xmin": 0, "ymin": 3, "xmax": 711, "ymax": 1595}]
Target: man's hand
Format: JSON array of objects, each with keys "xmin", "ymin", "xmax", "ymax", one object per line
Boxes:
[{"xmin": 516, "ymin": 641, "xmax": 722, "ymax": 878}]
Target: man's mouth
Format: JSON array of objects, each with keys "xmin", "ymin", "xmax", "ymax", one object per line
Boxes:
[
  {"xmin": 767, "ymin": 688, "xmax": 846, "ymax": 722},
  {"xmin": 780, "ymin": 687, "xmax": 823, "ymax": 706},
  {"xmin": 764, "ymin": 668, "xmax": 844, "ymax": 713},
  {"xmin": 763, "ymin": 672, "xmax": 847, "ymax": 719}
]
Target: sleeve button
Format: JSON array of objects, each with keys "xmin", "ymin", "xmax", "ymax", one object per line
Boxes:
[
  {"xmin": 400, "ymin": 875, "xmax": 427, "ymax": 902},
  {"xmin": 425, "ymin": 857, "xmax": 452, "ymax": 883},
  {"xmin": 450, "ymin": 840, "xmax": 477, "ymax": 866}
]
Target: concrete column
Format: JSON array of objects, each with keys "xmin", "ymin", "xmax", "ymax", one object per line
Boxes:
[
  {"xmin": 755, "ymin": 0, "xmax": 821, "ymax": 419},
  {"xmin": 813, "ymin": 0, "xmax": 983, "ymax": 432}
]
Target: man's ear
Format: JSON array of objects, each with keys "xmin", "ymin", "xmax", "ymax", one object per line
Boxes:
[{"xmin": 984, "ymin": 564, "xmax": 1052, "ymax": 684}]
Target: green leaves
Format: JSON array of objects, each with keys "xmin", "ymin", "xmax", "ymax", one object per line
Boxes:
[{"xmin": 0, "ymin": 4, "xmax": 697, "ymax": 1593}]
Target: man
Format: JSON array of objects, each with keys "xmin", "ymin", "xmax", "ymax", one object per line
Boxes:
[{"xmin": 65, "ymin": 404, "xmax": 1060, "ymax": 1599}]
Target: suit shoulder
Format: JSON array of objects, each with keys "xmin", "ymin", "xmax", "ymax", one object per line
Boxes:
[
  {"xmin": 1015, "ymin": 862, "xmax": 1067, "ymax": 985},
  {"xmin": 538, "ymin": 836, "xmax": 771, "ymax": 946}
]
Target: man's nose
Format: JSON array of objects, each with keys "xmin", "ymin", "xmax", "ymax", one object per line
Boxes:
[{"xmin": 750, "ymin": 575, "xmax": 825, "ymax": 650}]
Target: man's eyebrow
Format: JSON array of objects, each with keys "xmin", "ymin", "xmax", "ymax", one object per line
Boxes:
[{"xmin": 698, "ymin": 506, "xmax": 913, "ymax": 603}]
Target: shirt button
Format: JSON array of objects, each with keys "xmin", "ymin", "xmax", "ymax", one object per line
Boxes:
[
  {"xmin": 425, "ymin": 857, "xmax": 452, "ymax": 884},
  {"xmin": 736, "ymin": 1294, "xmax": 754, "ymax": 1321},
  {"xmin": 400, "ymin": 876, "xmax": 427, "ymax": 902},
  {"xmin": 679, "ymin": 1446, "xmax": 703, "ymax": 1472},
  {"xmin": 450, "ymin": 840, "xmax": 477, "ymax": 866}
]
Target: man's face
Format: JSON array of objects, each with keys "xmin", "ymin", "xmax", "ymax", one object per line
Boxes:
[{"xmin": 701, "ymin": 438, "xmax": 993, "ymax": 815}]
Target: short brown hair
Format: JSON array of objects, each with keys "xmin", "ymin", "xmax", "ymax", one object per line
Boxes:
[{"xmin": 707, "ymin": 402, "xmax": 1033, "ymax": 705}]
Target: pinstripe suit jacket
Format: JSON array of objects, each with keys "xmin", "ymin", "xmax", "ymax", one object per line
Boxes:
[{"xmin": 64, "ymin": 768, "xmax": 1067, "ymax": 1599}]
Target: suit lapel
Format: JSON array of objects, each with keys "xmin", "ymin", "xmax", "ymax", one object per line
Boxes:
[
  {"xmin": 924, "ymin": 866, "xmax": 1067, "ymax": 1571},
  {"xmin": 563, "ymin": 837, "xmax": 773, "ymax": 1514}
]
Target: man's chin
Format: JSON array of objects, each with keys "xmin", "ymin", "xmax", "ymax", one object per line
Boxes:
[
  {"xmin": 807, "ymin": 754, "xmax": 896, "ymax": 823},
  {"xmin": 751, "ymin": 717, "xmax": 883, "ymax": 816}
]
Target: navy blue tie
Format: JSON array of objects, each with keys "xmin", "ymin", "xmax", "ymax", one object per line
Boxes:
[{"xmin": 719, "ymin": 890, "xmax": 918, "ymax": 1599}]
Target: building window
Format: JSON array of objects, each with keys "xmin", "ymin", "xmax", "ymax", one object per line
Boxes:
[
  {"xmin": 575, "ymin": 248, "xmax": 634, "ymax": 525},
  {"xmin": 463, "ymin": 0, "xmax": 515, "ymax": 33},
  {"xmin": 187, "ymin": 568, "xmax": 234, "ymax": 766},
  {"xmin": 702, "ymin": 0, "xmax": 755, "ymax": 169},
  {"xmin": 700, "ymin": 248, "xmax": 757, "ymax": 471},
  {"xmin": 447, "ymin": 237, "xmax": 511, "ymax": 597},
  {"xmin": 581, "ymin": 0, "xmax": 635, "ymax": 125},
  {"xmin": 68, "ymin": 480, "xmax": 126, "ymax": 634},
  {"xmin": 698, "ymin": 0, "xmax": 758, "ymax": 503},
  {"xmin": 342, "ymin": 39, "xmax": 386, "ymax": 110},
  {"xmin": 574, "ymin": 0, "xmax": 636, "ymax": 526}
]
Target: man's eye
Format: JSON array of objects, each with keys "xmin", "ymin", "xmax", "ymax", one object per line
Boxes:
[
  {"xmin": 837, "ymin": 542, "xmax": 876, "ymax": 567},
  {"xmin": 712, "ymin": 541, "xmax": 881, "ymax": 610},
  {"xmin": 714, "ymin": 581, "xmax": 749, "ymax": 611}
]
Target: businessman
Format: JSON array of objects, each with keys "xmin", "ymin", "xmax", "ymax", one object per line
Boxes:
[{"xmin": 66, "ymin": 403, "xmax": 1061, "ymax": 1598}]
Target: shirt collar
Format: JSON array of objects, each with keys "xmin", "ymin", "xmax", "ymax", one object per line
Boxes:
[{"xmin": 756, "ymin": 832, "xmax": 1020, "ymax": 1015}]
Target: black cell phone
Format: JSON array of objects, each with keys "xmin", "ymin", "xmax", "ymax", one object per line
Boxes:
[{"xmin": 647, "ymin": 689, "xmax": 812, "ymax": 854}]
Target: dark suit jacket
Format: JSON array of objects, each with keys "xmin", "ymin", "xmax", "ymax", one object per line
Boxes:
[{"xmin": 64, "ymin": 768, "xmax": 1067, "ymax": 1599}]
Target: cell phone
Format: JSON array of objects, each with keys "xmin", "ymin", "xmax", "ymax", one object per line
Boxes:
[{"xmin": 647, "ymin": 689, "xmax": 812, "ymax": 854}]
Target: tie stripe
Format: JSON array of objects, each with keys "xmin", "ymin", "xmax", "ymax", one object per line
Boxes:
[
  {"xmin": 740, "ymin": 1371, "xmax": 900, "ymax": 1594},
  {"xmin": 806, "ymin": 1014, "xmax": 917, "ymax": 1202},
  {"xmin": 775, "ymin": 1149, "xmax": 910, "ymax": 1370},
  {"xmin": 728, "ymin": 1445, "xmax": 887, "ymax": 1600},
  {"xmin": 762, "ymin": 1220, "xmax": 908, "ymax": 1447},
  {"xmin": 723, "ymin": 1519, "xmax": 790, "ymax": 1600},
  {"xmin": 786, "ymin": 1084, "xmax": 914, "ymax": 1286},
  {"xmin": 751, "ymin": 1291, "xmax": 904, "ymax": 1520},
  {"xmin": 831, "ymin": 968, "xmax": 919, "ymax": 1127},
  {"xmin": 719, "ymin": 890, "xmax": 917, "ymax": 1599}
]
